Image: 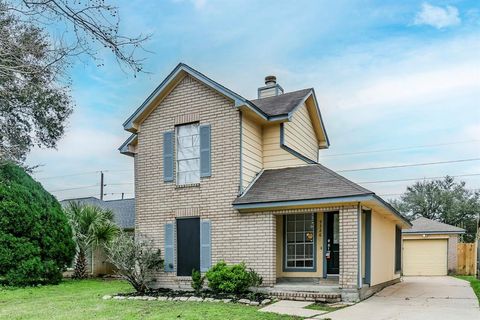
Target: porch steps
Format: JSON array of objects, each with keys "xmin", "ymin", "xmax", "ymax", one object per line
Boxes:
[{"xmin": 268, "ymin": 290, "xmax": 341, "ymax": 303}]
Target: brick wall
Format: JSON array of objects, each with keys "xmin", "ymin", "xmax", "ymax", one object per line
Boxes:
[
  {"xmin": 339, "ymin": 206, "xmax": 359, "ymax": 290},
  {"xmin": 134, "ymin": 75, "xmax": 276, "ymax": 287},
  {"xmin": 448, "ymin": 234, "xmax": 459, "ymax": 273}
]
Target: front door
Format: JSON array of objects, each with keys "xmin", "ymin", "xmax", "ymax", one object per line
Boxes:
[
  {"xmin": 325, "ymin": 212, "xmax": 339, "ymax": 274},
  {"xmin": 176, "ymin": 217, "xmax": 200, "ymax": 276}
]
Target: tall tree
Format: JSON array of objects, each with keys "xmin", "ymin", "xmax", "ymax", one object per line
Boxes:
[
  {"xmin": 390, "ymin": 176, "xmax": 480, "ymax": 242},
  {"xmin": 0, "ymin": 0, "xmax": 148, "ymax": 163}
]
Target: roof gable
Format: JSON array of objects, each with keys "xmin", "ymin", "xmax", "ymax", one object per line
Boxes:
[
  {"xmin": 123, "ymin": 63, "xmax": 255, "ymax": 132},
  {"xmin": 403, "ymin": 217, "xmax": 465, "ymax": 234}
]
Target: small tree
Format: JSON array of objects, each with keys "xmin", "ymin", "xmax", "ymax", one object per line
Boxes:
[
  {"xmin": 65, "ymin": 202, "xmax": 119, "ymax": 279},
  {"xmin": 0, "ymin": 163, "xmax": 75, "ymax": 286},
  {"xmin": 106, "ymin": 232, "xmax": 164, "ymax": 293}
]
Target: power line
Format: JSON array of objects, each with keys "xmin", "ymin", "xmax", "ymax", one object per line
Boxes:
[
  {"xmin": 49, "ymin": 184, "xmax": 99, "ymax": 192},
  {"xmin": 359, "ymin": 173, "xmax": 480, "ymax": 184},
  {"xmin": 337, "ymin": 158, "xmax": 480, "ymax": 173},
  {"xmin": 322, "ymin": 139, "xmax": 480, "ymax": 158},
  {"xmin": 36, "ymin": 169, "xmax": 132, "ymax": 180}
]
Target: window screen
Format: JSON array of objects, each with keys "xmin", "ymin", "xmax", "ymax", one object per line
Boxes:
[{"xmin": 176, "ymin": 123, "xmax": 200, "ymax": 185}]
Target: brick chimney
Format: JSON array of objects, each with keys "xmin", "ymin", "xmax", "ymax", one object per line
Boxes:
[{"xmin": 258, "ymin": 75, "xmax": 284, "ymax": 98}]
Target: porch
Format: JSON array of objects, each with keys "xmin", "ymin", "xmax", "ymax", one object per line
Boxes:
[
  {"xmin": 263, "ymin": 277, "xmax": 342, "ymax": 303},
  {"xmin": 271, "ymin": 208, "xmax": 368, "ymax": 302}
]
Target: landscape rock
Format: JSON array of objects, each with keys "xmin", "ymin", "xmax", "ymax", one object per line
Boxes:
[
  {"xmin": 203, "ymin": 298, "xmax": 214, "ymax": 302},
  {"xmin": 238, "ymin": 299, "xmax": 251, "ymax": 304},
  {"xmin": 179, "ymin": 297, "xmax": 189, "ymax": 301},
  {"xmin": 147, "ymin": 297, "xmax": 157, "ymax": 301},
  {"xmin": 102, "ymin": 295, "xmax": 112, "ymax": 300},
  {"xmin": 260, "ymin": 299, "xmax": 271, "ymax": 305},
  {"xmin": 113, "ymin": 296, "xmax": 126, "ymax": 300},
  {"xmin": 157, "ymin": 297, "xmax": 168, "ymax": 301},
  {"xmin": 222, "ymin": 299, "xmax": 232, "ymax": 303},
  {"xmin": 249, "ymin": 301, "xmax": 260, "ymax": 306}
]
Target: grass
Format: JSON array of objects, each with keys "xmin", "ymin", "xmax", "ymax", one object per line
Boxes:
[
  {"xmin": 305, "ymin": 302, "xmax": 346, "ymax": 312},
  {"xmin": 0, "ymin": 279, "xmax": 298, "ymax": 320},
  {"xmin": 455, "ymin": 275, "xmax": 480, "ymax": 302}
]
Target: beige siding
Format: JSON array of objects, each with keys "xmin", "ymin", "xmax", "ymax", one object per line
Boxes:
[
  {"xmin": 241, "ymin": 113, "xmax": 263, "ymax": 188},
  {"xmin": 263, "ymin": 124, "xmax": 305, "ymax": 169},
  {"xmin": 283, "ymin": 103, "xmax": 319, "ymax": 162},
  {"xmin": 370, "ymin": 212, "xmax": 399, "ymax": 286}
]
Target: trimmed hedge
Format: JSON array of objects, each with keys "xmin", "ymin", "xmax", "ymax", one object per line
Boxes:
[{"xmin": 0, "ymin": 163, "xmax": 75, "ymax": 286}]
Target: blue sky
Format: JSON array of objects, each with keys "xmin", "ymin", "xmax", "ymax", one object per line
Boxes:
[{"xmin": 27, "ymin": 0, "xmax": 480, "ymax": 201}]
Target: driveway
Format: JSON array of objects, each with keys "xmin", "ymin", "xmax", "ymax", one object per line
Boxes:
[{"xmin": 317, "ymin": 276, "xmax": 479, "ymax": 320}]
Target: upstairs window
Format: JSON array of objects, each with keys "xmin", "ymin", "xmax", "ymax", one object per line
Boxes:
[{"xmin": 176, "ymin": 123, "xmax": 200, "ymax": 185}]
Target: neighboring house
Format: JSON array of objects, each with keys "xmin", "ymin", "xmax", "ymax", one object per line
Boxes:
[
  {"xmin": 402, "ymin": 217, "xmax": 465, "ymax": 276},
  {"xmin": 119, "ymin": 63, "xmax": 412, "ymax": 301},
  {"xmin": 60, "ymin": 197, "xmax": 135, "ymax": 276}
]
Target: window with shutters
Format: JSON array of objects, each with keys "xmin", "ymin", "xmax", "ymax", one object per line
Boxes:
[{"xmin": 176, "ymin": 123, "xmax": 200, "ymax": 185}]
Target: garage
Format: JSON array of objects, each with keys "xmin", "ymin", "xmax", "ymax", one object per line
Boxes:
[
  {"xmin": 402, "ymin": 217, "xmax": 465, "ymax": 276},
  {"xmin": 403, "ymin": 239, "xmax": 448, "ymax": 276}
]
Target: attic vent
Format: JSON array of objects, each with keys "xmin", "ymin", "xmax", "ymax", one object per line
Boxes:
[{"xmin": 258, "ymin": 75, "xmax": 284, "ymax": 98}]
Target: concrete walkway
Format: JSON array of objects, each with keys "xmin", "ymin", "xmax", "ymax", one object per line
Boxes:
[
  {"xmin": 259, "ymin": 300, "xmax": 328, "ymax": 318},
  {"xmin": 314, "ymin": 276, "xmax": 479, "ymax": 320}
]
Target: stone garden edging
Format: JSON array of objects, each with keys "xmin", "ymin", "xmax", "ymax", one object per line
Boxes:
[{"xmin": 103, "ymin": 295, "xmax": 273, "ymax": 306}]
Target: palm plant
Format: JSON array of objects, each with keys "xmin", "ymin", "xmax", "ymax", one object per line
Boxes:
[{"xmin": 65, "ymin": 202, "xmax": 120, "ymax": 279}]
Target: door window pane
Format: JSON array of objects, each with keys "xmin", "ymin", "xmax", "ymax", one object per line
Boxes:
[{"xmin": 284, "ymin": 213, "xmax": 315, "ymax": 270}]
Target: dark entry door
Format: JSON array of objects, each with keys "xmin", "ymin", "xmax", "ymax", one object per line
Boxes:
[
  {"xmin": 176, "ymin": 217, "xmax": 200, "ymax": 276},
  {"xmin": 326, "ymin": 212, "xmax": 339, "ymax": 274}
]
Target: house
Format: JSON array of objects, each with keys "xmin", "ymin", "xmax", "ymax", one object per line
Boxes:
[
  {"xmin": 119, "ymin": 63, "xmax": 412, "ymax": 301},
  {"xmin": 60, "ymin": 197, "xmax": 135, "ymax": 276},
  {"xmin": 402, "ymin": 217, "xmax": 465, "ymax": 276}
]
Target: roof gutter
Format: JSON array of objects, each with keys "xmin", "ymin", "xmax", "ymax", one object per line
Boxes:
[
  {"xmin": 233, "ymin": 194, "xmax": 375, "ymax": 210},
  {"xmin": 403, "ymin": 230, "xmax": 465, "ymax": 235},
  {"xmin": 233, "ymin": 193, "xmax": 412, "ymax": 227}
]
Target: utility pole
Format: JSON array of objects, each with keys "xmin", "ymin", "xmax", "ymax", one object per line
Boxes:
[
  {"xmin": 100, "ymin": 171, "xmax": 104, "ymax": 200},
  {"xmin": 121, "ymin": 192, "xmax": 124, "ymax": 200}
]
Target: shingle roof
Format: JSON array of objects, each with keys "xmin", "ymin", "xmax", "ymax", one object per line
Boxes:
[
  {"xmin": 403, "ymin": 217, "xmax": 465, "ymax": 234},
  {"xmin": 233, "ymin": 164, "xmax": 374, "ymax": 205},
  {"xmin": 249, "ymin": 88, "xmax": 312, "ymax": 117},
  {"xmin": 60, "ymin": 197, "xmax": 135, "ymax": 230}
]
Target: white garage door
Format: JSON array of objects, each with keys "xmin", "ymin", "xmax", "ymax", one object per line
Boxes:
[{"xmin": 403, "ymin": 239, "xmax": 448, "ymax": 276}]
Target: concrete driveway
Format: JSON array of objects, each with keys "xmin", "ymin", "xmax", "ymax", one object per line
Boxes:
[{"xmin": 317, "ymin": 277, "xmax": 479, "ymax": 320}]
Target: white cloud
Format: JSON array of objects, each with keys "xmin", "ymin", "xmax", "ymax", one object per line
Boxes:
[{"xmin": 414, "ymin": 3, "xmax": 461, "ymax": 29}]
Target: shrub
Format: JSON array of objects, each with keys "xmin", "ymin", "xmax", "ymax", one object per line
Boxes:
[
  {"xmin": 205, "ymin": 261, "xmax": 263, "ymax": 294},
  {"xmin": 0, "ymin": 163, "xmax": 76, "ymax": 286},
  {"xmin": 191, "ymin": 269, "xmax": 205, "ymax": 294},
  {"xmin": 105, "ymin": 232, "xmax": 163, "ymax": 293}
]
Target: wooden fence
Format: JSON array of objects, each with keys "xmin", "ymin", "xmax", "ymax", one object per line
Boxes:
[{"xmin": 457, "ymin": 243, "xmax": 476, "ymax": 276}]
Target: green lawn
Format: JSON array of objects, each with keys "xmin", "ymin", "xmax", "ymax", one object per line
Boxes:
[
  {"xmin": 0, "ymin": 279, "xmax": 297, "ymax": 320},
  {"xmin": 456, "ymin": 276, "xmax": 480, "ymax": 302}
]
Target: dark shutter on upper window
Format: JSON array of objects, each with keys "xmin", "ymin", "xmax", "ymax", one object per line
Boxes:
[
  {"xmin": 395, "ymin": 226, "xmax": 402, "ymax": 273},
  {"xmin": 163, "ymin": 131, "xmax": 174, "ymax": 182},
  {"xmin": 199, "ymin": 125, "xmax": 211, "ymax": 177}
]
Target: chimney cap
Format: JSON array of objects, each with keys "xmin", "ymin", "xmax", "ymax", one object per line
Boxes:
[{"xmin": 265, "ymin": 75, "xmax": 277, "ymax": 85}]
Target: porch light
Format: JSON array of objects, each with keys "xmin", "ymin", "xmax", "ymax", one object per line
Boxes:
[{"xmin": 306, "ymin": 231, "xmax": 314, "ymax": 241}]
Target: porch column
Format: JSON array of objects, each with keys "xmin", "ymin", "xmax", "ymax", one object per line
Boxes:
[{"xmin": 339, "ymin": 205, "xmax": 360, "ymax": 298}]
